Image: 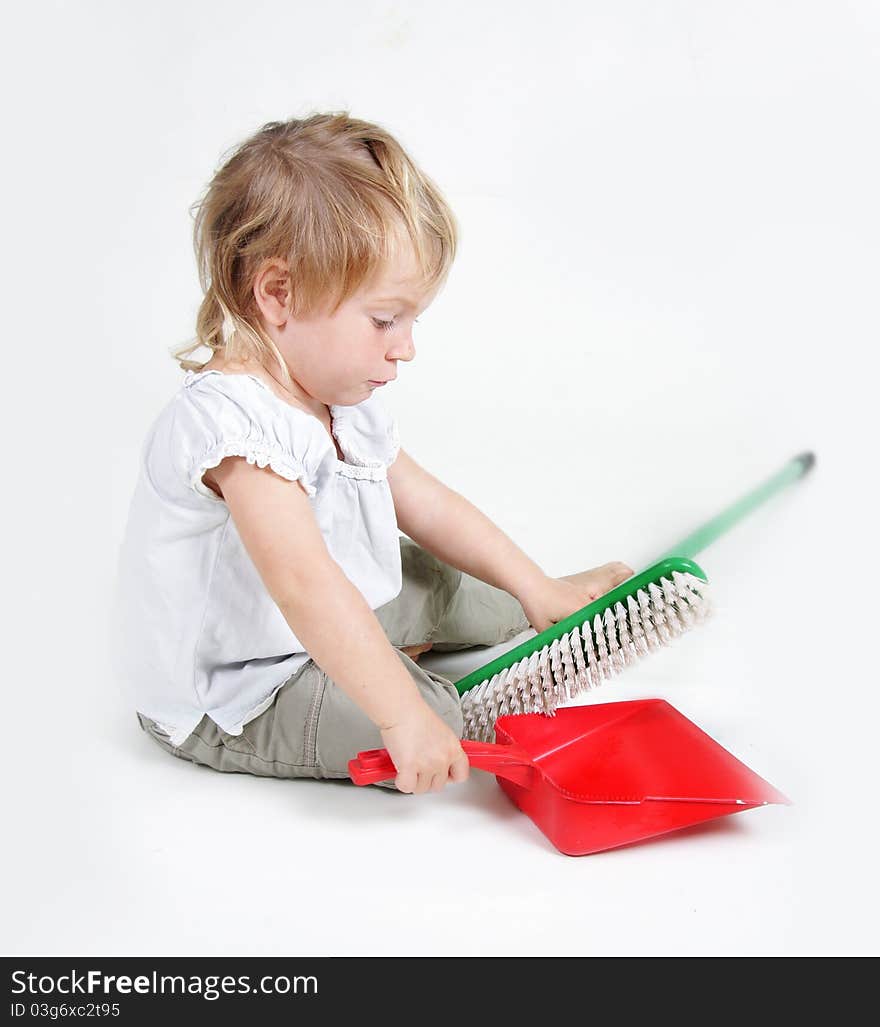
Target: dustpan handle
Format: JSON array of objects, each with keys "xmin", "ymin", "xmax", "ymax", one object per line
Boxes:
[{"xmin": 348, "ymin": 741, "xmax": 536, "ymax": 788}]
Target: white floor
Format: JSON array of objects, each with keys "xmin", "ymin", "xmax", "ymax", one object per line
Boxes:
[{"xmin": 6, "ymin": 451, "xmax": 878, "ymax": 955}]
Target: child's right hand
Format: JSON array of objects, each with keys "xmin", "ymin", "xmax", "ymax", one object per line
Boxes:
[{"xmin": 379, "ymin": 703, "xmax": 470, "ymax": 794}]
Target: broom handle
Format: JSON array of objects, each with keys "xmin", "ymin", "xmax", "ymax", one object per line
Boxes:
[
  {"xmin": 654, "ymin": 451, "xmax": 815, "ymax": 561},
  {"xmin": 450, "ymin": 450, "xmax": 816, "ymax": 698}
]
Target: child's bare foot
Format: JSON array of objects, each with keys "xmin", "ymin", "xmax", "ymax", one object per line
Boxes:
[
  {"xmin": 559, "ymin": 562, "xmax": 634, "ymax": 601},
  {"xmin": 400, "ymin": 642, "xmax": 434, "ymax": 663}
]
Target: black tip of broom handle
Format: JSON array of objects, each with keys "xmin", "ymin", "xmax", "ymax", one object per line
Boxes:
[{"xmin": 794, "ymin": 451, "xmax": 816, "ymax": 475}]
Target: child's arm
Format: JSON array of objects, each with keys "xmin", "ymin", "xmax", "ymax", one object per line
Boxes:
[
  {"xmin": 205, "ymin": 456, "xmax": 469, "ymax": 794},
  {"xmin": 387, "ymin": 449, "xmax": 633, "ymax": 632}
]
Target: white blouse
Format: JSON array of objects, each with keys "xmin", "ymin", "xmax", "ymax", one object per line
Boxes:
[{"xmin": 111, "ymin": 369, "xmax": 403, "ymax": 747}]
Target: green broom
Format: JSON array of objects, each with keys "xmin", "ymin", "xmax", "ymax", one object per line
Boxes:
[{"xmin": 457, "ymin": 452, "xmax": 815, "ymax": 741}]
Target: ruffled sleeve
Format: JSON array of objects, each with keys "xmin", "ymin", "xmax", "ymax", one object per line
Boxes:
[
  {"xmin": 329, "ymin": 389, "xmax": 400, "ymax": 470},
  {"xmin": 174, "ymin": 371, "xmax": 335, "ymax": 501}
]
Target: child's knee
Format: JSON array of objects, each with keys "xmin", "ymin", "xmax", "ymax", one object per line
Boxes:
[
  {"xmin": 374, "ymin": 536, "xmax": 463, "ymax": 647},
  {"xmin": 420, "ymin": 672, "xmax": 464, "ymax": 739},
  {"xmin": 430, "ymin": 572, "xmax": 530, "ymax": 650}
]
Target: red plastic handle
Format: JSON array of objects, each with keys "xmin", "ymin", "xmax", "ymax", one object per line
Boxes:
[{"xmin": 348, "ymin": 740, "xmax": 537, "ymax": 789}]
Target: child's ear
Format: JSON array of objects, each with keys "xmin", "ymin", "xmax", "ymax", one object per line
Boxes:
[{"xmin": 253, "ymin": 259, "xmax": 293, "ymax": 324}]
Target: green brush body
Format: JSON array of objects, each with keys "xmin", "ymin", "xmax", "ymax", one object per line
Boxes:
[{"xmin": 457, "ymin": 452, "xmax": 815, "ymax": 742}]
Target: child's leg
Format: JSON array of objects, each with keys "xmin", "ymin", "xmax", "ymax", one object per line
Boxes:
[
  {"xmin": 373, "ymin": 536, "xmax": 532, "ymax": 656},
  {"xmin": 136, "ymin": 535, "xmax": 526, "ymax": 785},
  {"xmin": 399, "ymin": 642, "xmax": 434, "ymax": 662},
  {"xmin": 136, "ymin": 650, "xmax": 462, "ymax": 792},
  {"xmin": 372, "ymin": 536, "xmax": 461, "ymax": 653},
  {"xmin": 427, "ymin": 566, "xmax": 531, "ymax": 652}
]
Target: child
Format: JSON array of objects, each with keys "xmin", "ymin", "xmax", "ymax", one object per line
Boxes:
[{"xmin": 112, "ymin": 112, "xmax": 633, "ymax": 796}]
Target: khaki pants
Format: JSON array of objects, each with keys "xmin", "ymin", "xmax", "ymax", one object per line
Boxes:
[{"xmin": 137, "ymin": 536, "xmax": 530, "ymax": 788}]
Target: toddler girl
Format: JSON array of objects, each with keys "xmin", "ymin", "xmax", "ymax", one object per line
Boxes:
[{"xmin": 112, "ymin": 112, "xmax": 633, "ymax": 795}]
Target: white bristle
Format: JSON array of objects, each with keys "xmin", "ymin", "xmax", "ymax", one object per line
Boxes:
[
  {"xmin": 458, "ymin": 575, "xmax": 712, "ymax": 741},
  {"xmin": 525, "ymin": 649, "xmax": 542, "ymax": 713},
  {"xmin": 647, "ymin": 582, "xmax": 674, "ymax": 643},
  {"xmin": 510, "ymin": 660, "xmax": 528, "ymax": 716},
  {"xmin": 666, "ymin": 581, "xmax": 696, "ymax": 629},
  {"xmin": 505, "ymin": 658, "xmax": 527, "ymax": 716},
  {"xmin": 489, "ymin": 668, "xmax": 507, "ymax": 722},
  {"xmin": 636, "ymin": 588, "xmax": 661, "ymax": 650},
  {"xmin": 659, "ymin": 578, "xmax": 686, "ymax": 636},
  {"xmin": 461, "ymin": 671, "xmax": 496, "ymax": 741},
  {"xmin": 627, "ymin": 594, "xmax": 649, "ymax": 656},
  {"xmin": 601, "ymin": 607, "xmax": 618, "ymax": 675},
  {"xmin": 593, "ymin": 612, "xmax": 609, "ymax": 682},
  {"xmin": 615, "ymin": 601, "xmax": 635, "ymax": 666},
  {"xmin": 673, "ymin": 571, "xmax": 711, "ymax": 622},
  {"xmin": 568, "ymin": 625, "xmax": 591, "ymax": 694},
  {"xmin": 667, "ymin": 575, "xmax": 697, "ymax": 630},
  {"xmin": 558, "ymin": 632, "xmax": 577, "ymax": 702},
  {"xmin": 538, "ymin": 645, "xmax": 555, "ymax": 714},
  {"xmin": 660, "ymin": 575, "xmax": 679, "ymax": 609},
  {"xmin": 497, "ymin": 668, "xmax": 515, "ymax": 720},
  {"xmin": 549, "ymin": 637, "xmax": 564, "ymax": 703},
  {"xmin": 582, "ymin": 618, "xmax": 600, "ymax": 686}
]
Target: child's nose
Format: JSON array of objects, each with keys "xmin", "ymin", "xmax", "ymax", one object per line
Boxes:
[{"xmin": 386, "ymin": 331, "xmax": 415, "ymax": 362}]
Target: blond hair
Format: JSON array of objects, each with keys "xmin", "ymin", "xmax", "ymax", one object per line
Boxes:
[{"xmin": 172, "ymin": 112, "xmax": 459, "ymax": 386}]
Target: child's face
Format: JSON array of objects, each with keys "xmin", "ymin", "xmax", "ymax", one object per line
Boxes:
[{"xmin": 258, "ymin": 234, "xmax": 438, "ymax": 407}]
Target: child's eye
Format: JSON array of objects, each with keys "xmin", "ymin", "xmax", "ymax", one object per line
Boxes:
[{"xmin": 372, "ymin": 318, "xmax": 420, "ymax": 331}]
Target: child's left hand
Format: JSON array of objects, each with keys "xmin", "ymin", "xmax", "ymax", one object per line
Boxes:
[{"xmin": 517, "ymin": 562, "xmax": 634, "ymax": 634}]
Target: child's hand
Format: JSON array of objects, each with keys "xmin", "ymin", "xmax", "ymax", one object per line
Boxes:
[
  {"xmin": 518, "ymin": 563, "xmax": 634, "ymax": 634},
  {"xmin": 379, "ymin": 703, "xmax": 470, "ymax": 795}
]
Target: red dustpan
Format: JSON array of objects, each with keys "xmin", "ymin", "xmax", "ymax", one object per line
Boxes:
[{"xmin": 349, "ymin": 698, "xmax": 790, "ymax": 855}]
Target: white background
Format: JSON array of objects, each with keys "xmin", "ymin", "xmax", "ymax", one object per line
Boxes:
[{"xmin": 2, "ymin": 0, "xmax": 878, "ymax": 955}]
